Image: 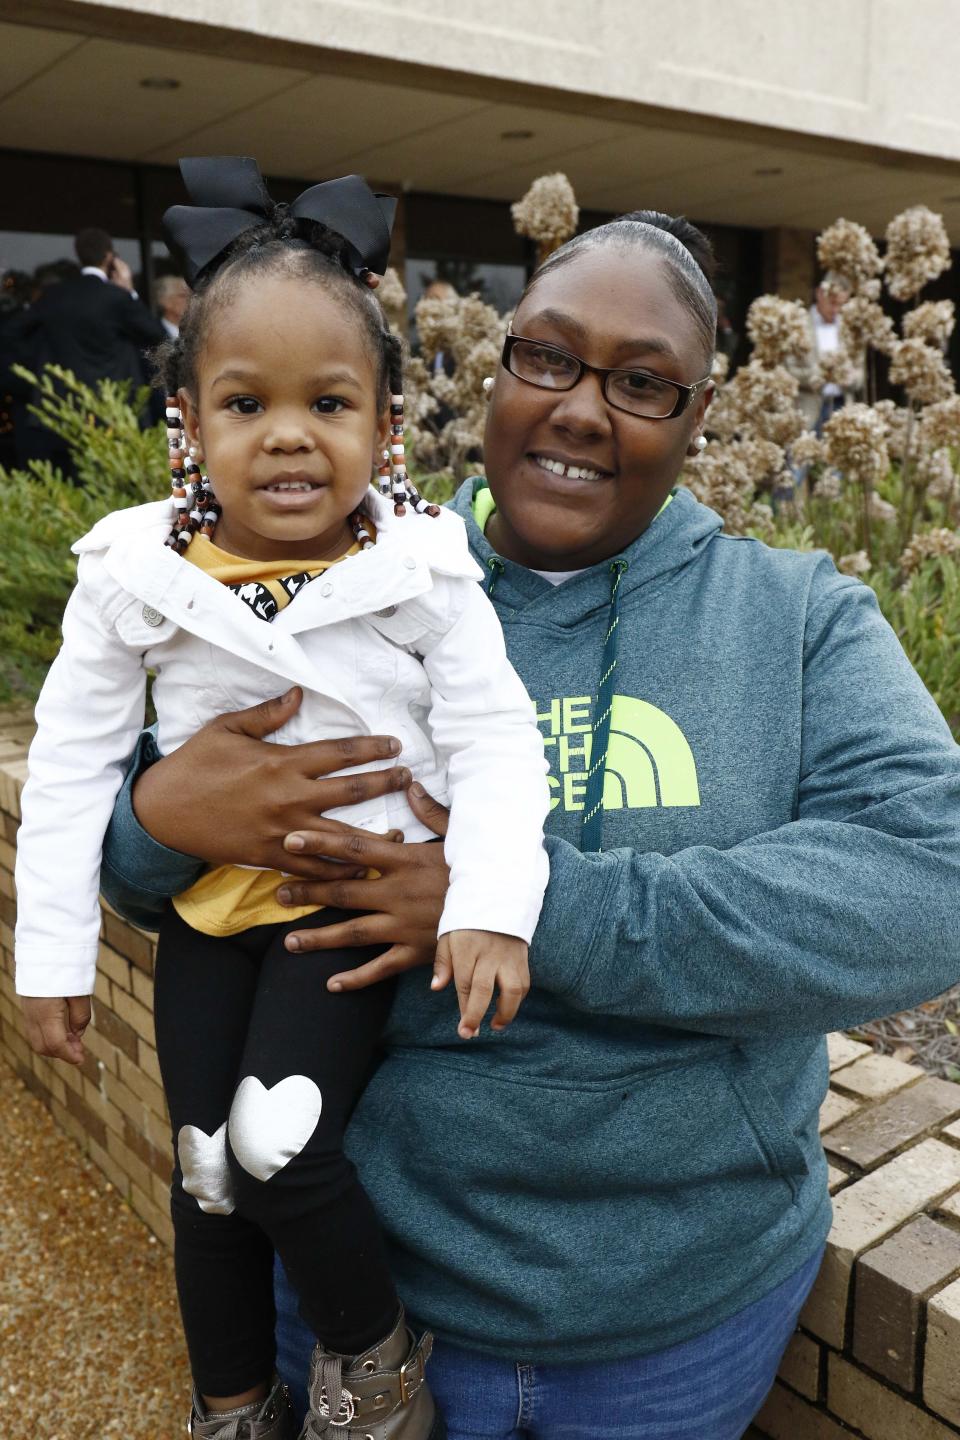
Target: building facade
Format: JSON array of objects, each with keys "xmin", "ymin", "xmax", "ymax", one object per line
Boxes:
[{"xmin": 2, "ymin": 1, "xmax": 960, "ymax": 341}]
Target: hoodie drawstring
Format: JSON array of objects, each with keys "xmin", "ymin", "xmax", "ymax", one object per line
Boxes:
[
  {"xmin": 485, "ymin": 555, "xmax": 505, "ymax": 598},
  {"xmin": 581, "ymin": 558, "xmax": 629, "ymax": 853}
]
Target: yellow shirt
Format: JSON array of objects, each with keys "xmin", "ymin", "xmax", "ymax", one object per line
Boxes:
[{"xmin": 172, "ymin": 533, "xmax": 363, "ymax": 937}]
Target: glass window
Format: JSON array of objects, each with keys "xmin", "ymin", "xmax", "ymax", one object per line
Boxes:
[
  {"xmin": 406, "ymin": 257, "xmax": 526, "ymax": 327},
  {"xmin": 0, "ymin": 147, "xmax": 143, "ymax": 289}
]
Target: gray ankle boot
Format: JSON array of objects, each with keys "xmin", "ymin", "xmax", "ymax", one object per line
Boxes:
[
  {"xmin": 300, "ymin": 1308, "xmax": 445, "ymax": 1439},
  {"xmin": 189, "ymin": 1376, "xmax": 298, "ymax": 1439}
]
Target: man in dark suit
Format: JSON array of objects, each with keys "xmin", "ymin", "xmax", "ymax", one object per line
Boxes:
[
  {"xmin": 8, "ymin": 228, "xmax": 165, "ymax": 474},
  {"xmin": 20, "ymin": 227, "xmax": 164, "ymax": 392}
]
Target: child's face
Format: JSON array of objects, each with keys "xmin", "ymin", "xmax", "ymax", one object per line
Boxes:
[{"xmin": 180, "ymin": 273, "xmax": 387, "ymax": 562}]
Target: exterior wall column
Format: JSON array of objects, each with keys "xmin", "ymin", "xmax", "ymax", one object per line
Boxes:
[{"xmin": 762, "ymin": 226, "xmax": 817, "ymax": 303}]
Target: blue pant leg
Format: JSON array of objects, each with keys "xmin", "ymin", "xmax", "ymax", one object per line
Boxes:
[
  {"xmin": 531, "ymin": 1245, "xmax": 825, "ymax": 1439},
  {"xmin": 275, "ymin": 1255, "xmax": 313, "ymax": 1424},
  {"xmin": 429, "ymin": 1339, "xmax": 523, "ymax": 1440}
]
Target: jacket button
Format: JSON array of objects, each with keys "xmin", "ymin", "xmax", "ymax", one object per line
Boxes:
[
  {"xmin": 320, "ymin": 582, "xmax": 334, "ymax": 597},
  {"xmin": 403, "ymin": 556, "xmax": 416, "ymax": 570},
  {"xmin": 375, "ymin": 605, "xmax": 397, "ymax": 618},
  {"xmin": 141, "ymin": 605, "xmax": 163, "ymax": 626}
]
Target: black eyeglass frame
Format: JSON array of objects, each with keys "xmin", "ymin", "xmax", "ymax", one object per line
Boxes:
[{"xmin": 501, "ymin": 332, "xmax": 713, "ymax": 420}]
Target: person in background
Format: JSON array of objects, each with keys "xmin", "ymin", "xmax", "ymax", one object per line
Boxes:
[
  {"xmin": 796, "ymin": 271, "xmax": 862, "ymax": 434},
  {"xmin": 4, "ymin": 229, "xmax": 166, "ymax": 472},
  {"xmin": 9, "ymin": 226, "xmax": 164, "ymax": 396},
  {"xmin": 0, "ymin": 268, "xmax": 31, "ymax": 469},
  {"xmin": 715, "ymin": 293, "xmax": 739, "ymax": 368},
  {"xmin": 155, "ymin": 273, "xmax": 191, "ymax": 339},
  {"xmin": 419, "ymin": 278, "xmax": 458, "ymax": 380}
]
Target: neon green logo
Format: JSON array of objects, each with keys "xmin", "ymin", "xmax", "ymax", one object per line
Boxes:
[{"xmin": 534, "ymin": 693, "xmax": 700, "ymax": 812}]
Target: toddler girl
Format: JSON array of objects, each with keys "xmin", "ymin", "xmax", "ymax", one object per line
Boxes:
[{"xmin": 14, "ymin": 158, "xmax": 549, "ymax": 1440}]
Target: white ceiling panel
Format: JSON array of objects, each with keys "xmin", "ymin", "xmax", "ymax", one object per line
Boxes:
[
  {"xmin": 143, "ymin": 71, "xmax": 488, "ymax": 179},
  {"xmin": 0, "ymin": 20, "xmax": 84, "ymax": 100},
  {"xmin": 0, "ymin": 37, "xmax": 312, "ymax": 160},
  {"xmin": 326, "ymin": 101, "xmax": 638, "ymax": 193},
  {"xmin": 464, "ymin": 128, "xmax": 763, "ymax": 196}
]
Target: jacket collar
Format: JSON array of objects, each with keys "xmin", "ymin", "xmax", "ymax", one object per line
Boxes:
[{"xmin": 72, "ymin": 491, "xmax": 482, "ymax": 695}]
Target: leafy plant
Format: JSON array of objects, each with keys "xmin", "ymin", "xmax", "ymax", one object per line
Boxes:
[{"xmin": 0, "ymin": 366, "xmax": 162, "ymax": 700}]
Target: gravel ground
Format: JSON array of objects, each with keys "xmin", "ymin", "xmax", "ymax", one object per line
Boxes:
[
  {"xmin": 852, "ymin": 981, "xmax": 960, "ymax": 1081},
  {"xmin": 0, "ymin": 1062, "xmax": 189, "ymax": 1439}
]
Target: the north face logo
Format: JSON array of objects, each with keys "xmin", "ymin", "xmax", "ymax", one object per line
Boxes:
[{"xmin": 534, "ymin": 693, "xmax": 700, "ymax": 812}]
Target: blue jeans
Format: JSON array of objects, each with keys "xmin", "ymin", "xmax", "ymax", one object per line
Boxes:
[{"xmin": 274, "ymin": 1245, "xmax": 823, "ymax": 1438}]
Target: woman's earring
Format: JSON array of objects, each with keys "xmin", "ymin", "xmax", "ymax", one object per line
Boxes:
[
  {"xmin": 482, "ymin": 377, "xmax": 494, "ymax": 395},
  {"xmin": 689, "ymin": 434, "xmax": 708, "ymax": 456}
]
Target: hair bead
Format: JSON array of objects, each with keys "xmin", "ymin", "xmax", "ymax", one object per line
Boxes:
[
  {"xmin": 379, "ymin": 368, "xmax": 440, "ymax": 519},
  {"xmin": 162, "ymin": 394, "xmax": 219, "ymax": 550}
]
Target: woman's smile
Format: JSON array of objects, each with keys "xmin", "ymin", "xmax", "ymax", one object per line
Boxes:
[{"xmin": 527, "ymin": 451, "xmax": 612, "ymax": 484}]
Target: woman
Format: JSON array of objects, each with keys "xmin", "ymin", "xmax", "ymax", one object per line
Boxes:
[{"xmin": 102, "ymin": 212, "xmax": 960, "ymax": 1439}]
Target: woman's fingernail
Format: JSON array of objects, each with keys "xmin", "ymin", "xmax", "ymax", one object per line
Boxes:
[
  {"xmin": 430, "ymin": 975, "xmax": 442, "ymax": 989},
  {"xmin": 410, "ymin": 781, "xmax": 426, "ymax": 798},
  {"xmin": 286, "ymin": 935, "xmax": 301, "ymax": 952},
  {"xmin": 277, "ymin": 887, "xmax": 292, "ymax": 905},
  {"xmin": 328, "ymin": 980, "xmax": 343, "ymax": 993},
  {"xmin": 389, "ymin": 738, "xmax": 401, "ymax": 755},
  {"xmin": 285, "ymin": 834, "xmax": 305, "ymax": 851},
  {"xmin": 281, "ymin": 687, "xmax": 297, "ymax": 701}
]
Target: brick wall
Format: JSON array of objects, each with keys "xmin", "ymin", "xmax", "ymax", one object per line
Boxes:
[
  {"xmin": 0, "ymin": 716, "xmax": 173, "ymax": 1247},
  {"xmin": 753, "ymin": 1032, "xmax": 960, "ymax": 1438},
  {"xmin": 3, "ymin": 720, "xmax": 960, "ymax": 1435}
]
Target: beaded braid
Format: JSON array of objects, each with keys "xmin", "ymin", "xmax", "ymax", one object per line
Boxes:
[
  {"xmin": 163, "ymin": 396, "xmax": 221, "ymax": 550},
  {"xmin": 350, "ymin": 508, "xmax": 376, "ymax": 549},
  {"xmin": 377, "ymin": 336, "xmax": 441, "ymax": 519}
]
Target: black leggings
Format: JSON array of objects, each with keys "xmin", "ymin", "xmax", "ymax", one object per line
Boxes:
[{"xmin": 154, "ymin": 904, "xmax": 399, "ymax": 1397}]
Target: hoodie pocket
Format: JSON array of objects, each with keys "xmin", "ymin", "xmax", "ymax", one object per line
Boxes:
[
  {"xmin": 353, "ymin": 1048, "xmax": 811, "ymax": 1252},
  {"xmin": 726, "ymin": 1051, "xmax": 809, "ymax": 1200}
]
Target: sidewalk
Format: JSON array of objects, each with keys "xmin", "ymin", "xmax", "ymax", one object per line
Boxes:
[{"xmin": 0, "ymin": 1060, "xmax": 189, "ymax": 1439}]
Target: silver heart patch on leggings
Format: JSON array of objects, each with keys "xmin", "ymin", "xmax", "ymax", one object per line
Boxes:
[
  {"xmin": 228, "ymin": 1075, "xmax": 323, "ymax": 1182},
  {"xmin": 177, "ymin": 1121, "xmax": 235, "ymax": 1215}
]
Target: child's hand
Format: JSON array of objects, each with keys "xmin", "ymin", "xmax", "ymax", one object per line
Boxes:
[
  {"xmin": 20, "ymin": 996, "xmax": 91, "ymax": 1066},
  {"xmin": 432, "ymin": 930, "xmax": 529, "ymax": 1039}
]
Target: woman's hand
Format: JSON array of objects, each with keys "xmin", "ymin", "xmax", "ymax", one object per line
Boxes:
[
  {"xmin": 21, "ymin": 996, "xmax": 90, "ymax": 1066},
  {"xmin": 132, "ymin": 687, "xmax": 412, "ymax": 877},
  {"xmin": 278, "ymin": 783, "xmax": 451, "ymax": 989}
]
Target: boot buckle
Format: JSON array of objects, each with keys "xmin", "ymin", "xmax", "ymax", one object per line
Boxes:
[
  {"xmin": 400, "ymin": 1330, "xmax": 434, "ymax": 1405},
  {"xmin": 398, "ymin": 1333, "xmax": 431, "ymax": 1405},
  {"xmin": 399, "ymin": 1354, "xmax": 423, "ymax": 1404}
]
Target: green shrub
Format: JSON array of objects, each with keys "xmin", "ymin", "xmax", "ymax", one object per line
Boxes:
[
  {"xmin": 870, "ymin": 555, "xmax": 960, "ymax": 735},
  {"xmin": 0, "ymin": 367, "xmax": 162, "ymax": 700}
]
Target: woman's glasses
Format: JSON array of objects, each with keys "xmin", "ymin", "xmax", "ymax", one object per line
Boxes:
[{"xmin": 501, "ymin": 333, "xmax": 712, "ymax": 420}]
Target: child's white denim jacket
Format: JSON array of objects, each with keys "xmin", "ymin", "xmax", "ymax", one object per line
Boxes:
[{"xmin": 15, "ymin": 487, "xmax": 550, "ymax": 998}]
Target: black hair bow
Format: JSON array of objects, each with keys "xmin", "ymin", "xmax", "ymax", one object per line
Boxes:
[{"xmin": 163, "ymin": 156, "xmax": 397, "ymax": 286}]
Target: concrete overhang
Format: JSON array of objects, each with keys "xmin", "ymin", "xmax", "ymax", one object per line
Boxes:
[{"xmin": 3, "ymin": 0, "xmax": 960, "ymax": 239}]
